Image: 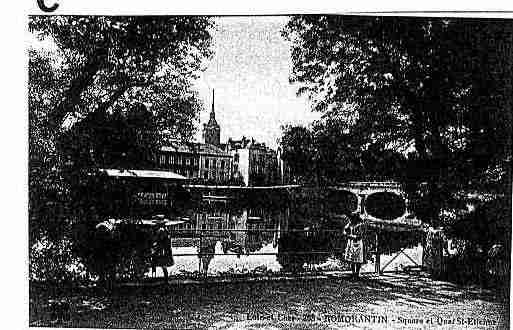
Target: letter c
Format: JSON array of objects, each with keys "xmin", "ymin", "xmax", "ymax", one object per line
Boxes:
[{"xmin": 37, "ymin": 0, "xmax": 59, "ymax": 12}]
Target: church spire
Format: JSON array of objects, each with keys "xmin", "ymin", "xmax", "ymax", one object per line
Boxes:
[
  {"xmin": 211, "ymin": 89, "xmax": 215, "ymax": 116},
  {"xmin": 203, "ymin": 88, "xmax": 221, "ymax": 146},
  {"xmin": 208, "ymin": 89, "xmax": 218, "ymax": 125}
]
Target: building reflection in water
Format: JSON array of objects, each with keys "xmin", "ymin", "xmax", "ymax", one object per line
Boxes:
[
  {"xmin": 148, "ymin": 189, "xmax": 422, "ymax": 277},
  {"xmin": 161, "ymin": 195, "xmax": 284, "ymax": 276}
]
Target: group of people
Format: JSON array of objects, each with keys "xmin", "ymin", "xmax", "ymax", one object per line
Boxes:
[
  {"xmin": 150, "ymin": 226, "xmax": 218, "ymax": 281},
  {"xmin": 149, "ymin": 213, "xmax": 369, "ymax": 282}
]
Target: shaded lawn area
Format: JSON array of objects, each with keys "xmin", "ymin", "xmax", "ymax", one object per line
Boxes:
[{"xmin": 30, "ymin": 276, "xmax": 509, "ymax": 329}]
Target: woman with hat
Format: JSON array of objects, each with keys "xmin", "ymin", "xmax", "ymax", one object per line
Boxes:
[{"xmin": 151, "ymin": 226, "xmax": 174, "ymax": 283}]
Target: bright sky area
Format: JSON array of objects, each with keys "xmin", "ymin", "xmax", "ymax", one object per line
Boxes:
[
  {"xmin": 29, "ymin": 16, "xmax": 321, "ymax": 148},
  {"xmin": 194, "ymin": 16, "xmax": 320, "ymax": 148}
]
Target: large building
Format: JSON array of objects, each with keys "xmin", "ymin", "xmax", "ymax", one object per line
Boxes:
[
  {"xmin": 155, "ymin": 90, "xmax": 280, "ymax": 186},
  {"xmin": 226, "ymin": 137, "xmax": 279, "ymax": 186},
  {"xmin": 156, "ymin": 142, "xmax": 232, "ymax": 184}
]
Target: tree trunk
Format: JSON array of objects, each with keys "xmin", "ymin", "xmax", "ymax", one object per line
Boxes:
[{"xmin": 49, "ymin": 50, "xmax": 107, "ymax": 131}]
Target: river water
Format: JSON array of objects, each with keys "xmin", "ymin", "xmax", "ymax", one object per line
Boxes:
[{"xmin": 143, "ymin": 188, "xmax": 423, "ymax": 278}]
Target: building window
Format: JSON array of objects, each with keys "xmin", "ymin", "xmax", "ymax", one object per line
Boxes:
[
  {"xmin": 186, "ymin": 158, "xmax": 190, "ymax": 166},
  {"xmin": 205, "ymin": 159, "xmax": 209, "ymax": 168},
  {"xmin": 213, "ymin": 159, "xmax": 217, "ymax": 168}
]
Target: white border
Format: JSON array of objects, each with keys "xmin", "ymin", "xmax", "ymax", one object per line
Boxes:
[
  {"xmin": 27, "ymin": 0, "xmax": 513, "ymax": 16},
  {"xmin": 2, "ymin": 1, "xmax": 513, "ymax": 329}
]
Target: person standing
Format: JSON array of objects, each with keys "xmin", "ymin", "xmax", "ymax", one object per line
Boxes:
[
  {"xmin": 152, "ymin": 226, "xmax": 174, "ymax": 283},
  {"xmin": 344, "ymin": 213, "xmax": 366, "ymax": 280},
  {"xmin": 198, "ymin": 237, "xmax": 216, "ymax": 277}
]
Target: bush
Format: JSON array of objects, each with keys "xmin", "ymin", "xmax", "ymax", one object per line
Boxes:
[
  {"xmin": 29, "ymin": 237, "xmax": 89, "ymax": 284},
  {"xmin": 71, "ymin": 221, "xmax": 154, "ymax": 284},
  {"xmin": 448, "ymin": 196, "xmax": 511, "ymax": 255},
  {"xmin": 444, "ymin": 196, "xmax": 511, "ymax": 287}
]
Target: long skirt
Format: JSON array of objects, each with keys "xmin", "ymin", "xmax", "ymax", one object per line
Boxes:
[
  {"xmin": 345, "ymin": 238, "xmax": 364, "ymax": 264},
  {"xmin": 152, "ymin": 254, "xmax": 174, "ymax": 268}
]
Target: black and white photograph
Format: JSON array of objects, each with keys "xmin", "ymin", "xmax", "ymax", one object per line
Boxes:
[{"xmin": 26, "ymin": 10, "xmax": 511, "ymax": 329}]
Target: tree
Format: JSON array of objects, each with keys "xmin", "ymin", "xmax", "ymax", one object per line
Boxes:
[
  {"xmin": 28, "ymin": 16, "xmax": 214, "ymax": 280},
  {"xmin": 283, "ymin": 16, "xmax": 512, "ymax": 224},
  {"xmin": 279, "ymin": 125, "xmax": 315, "ymax": 183},
  {"xmin": 58, "ymin": 103, "xmax": 160, "ymax": 172},
  {"xmin": 280, "ymin": 121, "xmax": 406, "ymax": 185},
  {"xmin": 448, "ymin": 196, "xmax": 511, "ymax": 253},
  {"xmin": 29, "ymin": 16, "xmax": 212, "ymax": 133},
  {"xmin": 311, "ymin": 119, "xmax": 366, "ymax": 183}
]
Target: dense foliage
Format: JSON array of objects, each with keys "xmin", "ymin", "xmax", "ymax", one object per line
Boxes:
[
  {"xmin": 448, "ymin": 196, "xmax": 512, "ymax": 252},
  {"xmin": 281, "ymin": 16, "xmax": 512, "ymax": 225},
  {"xmin": 29, "ymin": 16, "xmax": 214, "ymax": 282},
  {"xmin": 280, "ymin": 122, "xmax": 407, "ymax": 184}
]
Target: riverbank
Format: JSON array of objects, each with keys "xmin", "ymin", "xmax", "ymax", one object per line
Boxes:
[{"xmin": 30, "ymin": 272, "xmax": 508, "ymax": 329}]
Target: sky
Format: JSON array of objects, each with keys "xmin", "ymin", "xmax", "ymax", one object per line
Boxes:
[
  {"xmin": 29, "ymin": 16, "xmax": 320, "ymax": 148},
  {"xmin": 194, "ymin": 16, "xmax": 320, "ymax": 149}
]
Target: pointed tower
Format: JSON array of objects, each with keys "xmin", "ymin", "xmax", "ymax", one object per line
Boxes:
[{"xmin": 203, "ymin": 89, "xmax": 221, "ymax": 146}]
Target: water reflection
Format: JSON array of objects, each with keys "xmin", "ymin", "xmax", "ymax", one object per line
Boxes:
[
  {"xmin": 157, "ymin": 200, "xmax": 286, "ymax": 277},
  {"xmin": 138, "ymin": 189, "xmax": 425, "ymax": 279}
]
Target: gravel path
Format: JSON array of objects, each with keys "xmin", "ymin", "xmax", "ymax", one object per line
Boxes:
[{"xmin": 30, "ymin": 274, "xmax": 509, "ymax": 329}]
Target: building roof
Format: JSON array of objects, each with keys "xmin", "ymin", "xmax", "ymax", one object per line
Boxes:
[
  {"xmin": 161, "ymin": 143, "xmax": 193, "ymax": 153},
  {"xmin": 101, "ymin": 169, "xmax": 187, "ymax": 180},
  {"xmin": 206, "ymin": 110, "xmax": 219, "ymax": 128},
  {"xmin": 227, "ymin": 136, "xmax": 270, "ymax": 151},
  {"xmin": 161, "ymin": 141, "xmax": 231, "ymax": 157},
  {"xmin": 197, "ymin": 143, "xmax": 230, "ymax": 156}
]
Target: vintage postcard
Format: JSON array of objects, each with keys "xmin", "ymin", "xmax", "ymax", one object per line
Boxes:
[{"xmin": 24, "ymin": 2, "xmax": 512, "ymax": 329}]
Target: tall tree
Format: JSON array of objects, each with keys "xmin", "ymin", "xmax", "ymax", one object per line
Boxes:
[
  {"xmin": 283, "ymin": 16, "xmax": 512, "ymax": 224},
  {"xmin": 280, "ymin": 121, "xmax": 406, "ymax": 185},
  {"xmin": 29, "ymin": 16, "xmax": 213, "ymax": 247},
  {"xmin": 29, "ymin": 16, "xmax": 212, "ymax": 132},
  {"xmin": 279, "ymin": 125, "xmax": 315, "ymax": 183}
]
